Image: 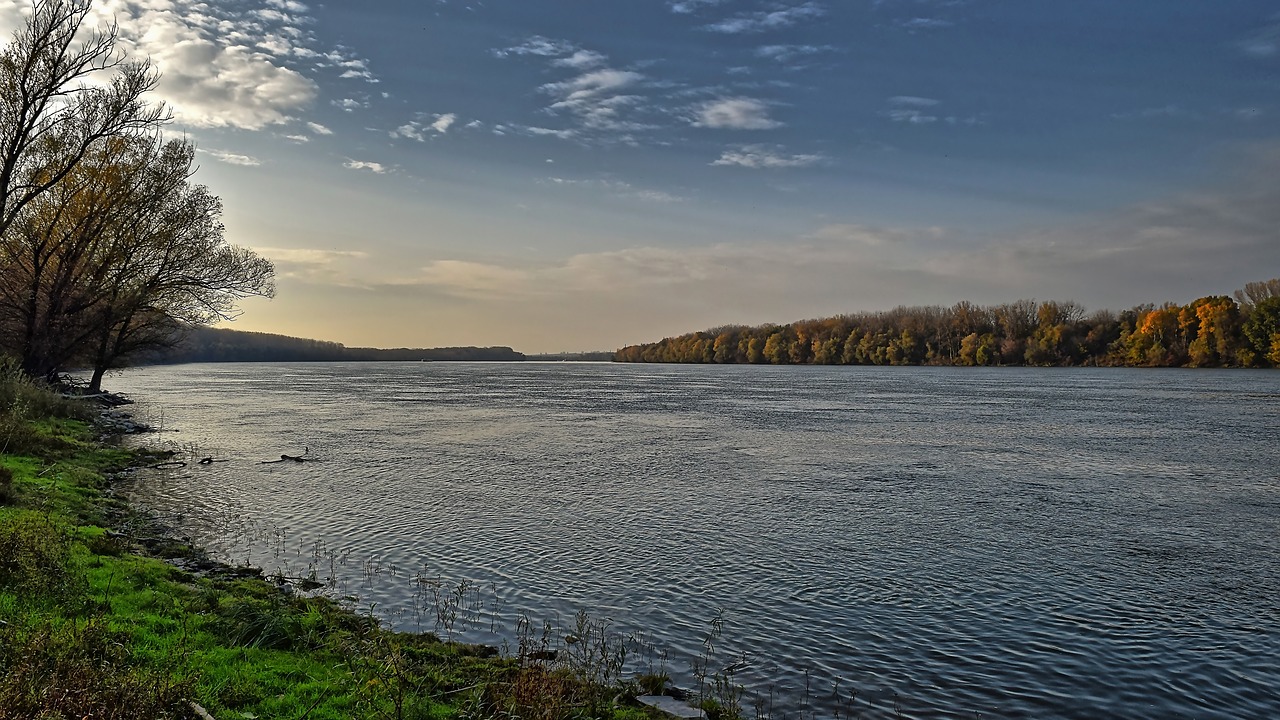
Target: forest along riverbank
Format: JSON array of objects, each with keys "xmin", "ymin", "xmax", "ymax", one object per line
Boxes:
[{"xmin": 0, "ymin": 376, "xmax": 722, "ymax": 720}]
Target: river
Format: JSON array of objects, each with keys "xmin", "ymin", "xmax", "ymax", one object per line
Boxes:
[{"xmin": 107, "ymin": 362, "xmax": 1280, "ymax": 719}]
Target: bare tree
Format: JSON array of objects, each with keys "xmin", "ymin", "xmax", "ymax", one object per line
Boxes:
[
  {"xmin": 0, "ymin": 0, "xmax": 168, "ymax": 240},
  {"xmin": 1233, "ymin": 278, "xmax": 1280, "ymax": 311}
]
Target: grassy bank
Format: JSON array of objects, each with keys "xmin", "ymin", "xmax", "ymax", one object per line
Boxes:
[{"xmin": 0, "ymin": 370, "xmax": 688, "ymax": 720}]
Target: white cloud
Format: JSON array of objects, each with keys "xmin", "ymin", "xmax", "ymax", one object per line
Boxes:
[
  {"xmin": 494, "ymin": 40, "xmax": 655, "ymax": 139},
  {"xmin": 521, "ymin": 126, "xmax": 578, "ymax": 140},
  {"xmin": 0, "ymin": 0, "xmax": 372, "ymax": 130},
  {"xmin": 754, "ymin": 44, "xmax": 835, "ymax": 63},
  {"xmin": 887, "ymin": 110, "xmax": 938, "ymax": 124},
  {"xmin": 343, "ymin": 159, "xmax": 388, "ymax": 173},
  {"xmin": 430, "ymin": 113, "xmax": 457, "ymax": 133},
  {"xmin": 333, "ymin": 98, "xmax": 367, "ymax": 112},
  {"xmin": 391, "ymin": 123, "xmax": 426, "ymax": 141},
  {"xmin": 542, "ymin": 69, "xmax": 645, "ymax": 101},
  {"xmin": 258, "ymin": 247, "xmax": 369, "ymax": 264},
  {"xmin": 669, "ymin": 0, "xmax": 728, "ymax": 13},
  {"xmin": 885, "ymin": 96, "xmax": 940, "ymax": 124},
  {"xmin": 705, "ymin": 3, "xmax": 824, "ymax": 34},
  {"xmin": 284, "ymin": 134, "xmax": 310, "ymax": 143},
  {"xmin": 694, "ymin": 97, "xmax": 782, "ymax": 129},
  {"xmin": 712, "ymin": 144, "xmax": 825, "ymax": 168},
  {"xmin": 307, "ymin": 121, "xmax": 333, "ymax": 135},
  {"xmin": 391, "ymin": 113, "xmax": 458, "ymax": 141},
  {"xmin": 897, "ymin": 17, "xmax": 954, "ymax": 30},
  {"xmin": 203, "ymin": 149, "xmax": 263, "ymax": 166},
  {"xmin": 888, "ymin": 96, "xmax": 940, "ymax": 107},
  {"xmin": 540, "ymin": 68, "xmax": 653, "ymax": 133},
  {"xmin": 552, "ymin": 50, "xmax": 606, "ymax": 70},
  {"xmin": 493, "ymin": 35, "xmax": 576, "ymax": 58},
  {"xmin": 543, "ymin": 176, "xmax": 684, "ymax": 203}
]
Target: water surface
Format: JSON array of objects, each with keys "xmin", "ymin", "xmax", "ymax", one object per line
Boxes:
[{"xmin": 109, "ymin": 363, "xmax": 1280, "ymax": 718}]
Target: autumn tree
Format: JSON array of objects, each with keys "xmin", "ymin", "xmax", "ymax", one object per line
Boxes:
[
  {"xmin": 1243, "ymin": 296, "xmax": 1280, "ymax": 366},
  {"xmin": 0, "ymin": 2, "xmax": 273, "ymax": 385},
  {"xmin": 83, "ymin": 139, "xmax": 274, "ymax": 389}
]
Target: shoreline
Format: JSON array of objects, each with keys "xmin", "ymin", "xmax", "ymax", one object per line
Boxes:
[{"xmin": 0, "ymin": 389, "xmax": 711, "ymax": 720}]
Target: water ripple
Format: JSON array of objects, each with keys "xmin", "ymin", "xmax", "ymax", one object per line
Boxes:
[{"xmin": 110, "ymin": 363, "xmax": 1280, "ymax": 718}]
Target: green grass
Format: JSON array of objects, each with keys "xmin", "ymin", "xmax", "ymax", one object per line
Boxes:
[{"xmin": 0, "ymin": 376, "xmax": 675, "ymax": 720}]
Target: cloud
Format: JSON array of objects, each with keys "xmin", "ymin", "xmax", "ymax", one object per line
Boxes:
[
  {"xmin": 552, "ymin": 50, "xmax": 607, "ymax": 70},
  {"xmin": 255, "ymin": 247, "xmax": 370, "ymax": 285},
  {"xmin": 539, "ymin": 68, "xmax": 654, "ymax": 134},
  {"xmin": 333, "ymin": 98, "xmax": 367, "ymax": 112},
  {"xmin": 397, "ymin": 260, "xmax": 534, "ymax": 298},
  {"xmin": 258, "ymin": 247, "xmax": 369, "ymax": 264},
  {"xmin": 669, "ymin": 0, "xmax": 728, "ymax": 13},
  {"xmin": 0, "ymin": 0, "xmax": 377, "ymax": 130},
  {"xmin": 343, "ymin": 159, "xmax": 388, "ymax": 173},
  {"xmin": 430, "ymin": 113, "xmax": 457, "ymax": 133},
  {"xmin": 391, "ymin": 123, "xmax": 426, "ymax": 141},
  {"xmin": 307, "ymin": 121, "xmax": 333, "ymax": 135},
  {"xmin": 906, "ymin": 146, "xmax": 1280, "ymax": 300},
  {"xmin": 519, "ymin": 126, "xmax": 578, "ymax": 140},
  {"xmin": 754, "ymin": 44, "xmax": 835, "ymax": 63},
  {"xmin": 711, "ymin": 144, "xmax": 826, "ymax": 168},
  {"xmin": 885, "ymin": 96, "xmax": 940, "ymax": 124},
  {"xmin": 705, "ymin": 3, "xmax": 825, "ymax": 34},
  {"xmin": 1239, "ymin": 20, "xmax": 1280, "ymax": 58},
  {"xmin": 391, "ymin": 113, "xmax": 458, "ymax": 141},
  {"xmin": 693, "ymin": 97, "xmax": 782, "ymax": 129},
  {"xmin": 888, "ymin": 96, "xmax": 940, "ymax": 107},
  {"xmin": 202, "ymin": 149, "xmax": 263, "ymax": 166},
  {"xmin": 263, "ymin": 145, "xmax": 1280, "ymax": 353},
  {"xmin": 542, "ymin": 176, "xmax": 684, "ymax": 203},
  {"xmin": 897, "ymin": 17, "xmax": 954, "ymax": 30},
  {"xmin": 492, "ymin": 35, "xmax": 576, "ymax": 58},
  {"xmin": 495, "ymin": 41, "xmax": 657, "ymax": 140}
]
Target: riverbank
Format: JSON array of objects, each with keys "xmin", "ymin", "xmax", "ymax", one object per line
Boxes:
[{"xmin": 0, "ymin": 377, "xmax": 699, "ymax": 719}]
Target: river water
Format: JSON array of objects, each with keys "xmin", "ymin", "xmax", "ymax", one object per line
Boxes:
[{"xmin": 108, "ymin": 362, "xmax": 1279, "ymax": 719}]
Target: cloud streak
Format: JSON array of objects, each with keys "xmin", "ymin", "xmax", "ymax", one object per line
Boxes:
[
  {"xmin": 203, "ymin": 149, "xmax": 263, "ymax": 166},
  {"xmin": 704, "ymin": 3, "xmax": 825, "ymax": 34},
  {"xmin": 694, "ymin": 97, "xmax": 782, "ymax": 129},
  {"xmin": 343, "ymin": 159, "xmax": 388, "ymax": 173},
  {"xmin": 711, "ymin": 144, "xmax": 825, "ymax": 168}
]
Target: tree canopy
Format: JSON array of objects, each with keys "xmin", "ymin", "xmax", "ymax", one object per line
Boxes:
[
  {"xmin": 615, "ymin": 279, "xmax": 1280, "ymax": 369},
  {"xmin": 0, "ymin": 0, "xmax": 274, "ymax": 389}
]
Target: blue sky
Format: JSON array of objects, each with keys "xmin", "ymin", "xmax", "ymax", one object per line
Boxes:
[{"xmin": 3, "ymin": 1, "xmax": 1278, "ymax": 352}]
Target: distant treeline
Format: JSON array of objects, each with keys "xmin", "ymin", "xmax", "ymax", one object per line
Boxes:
[
  {"xmin": 615, "ymin": 279, "xmax": 1280, "ymax": 368},
  {"xmin": 148, "ymin": 326, "xmax": 525, "ymax": 364},
  {"xmin": 526, "ymin": 352, "xmax": 615, "ymax": 362}
]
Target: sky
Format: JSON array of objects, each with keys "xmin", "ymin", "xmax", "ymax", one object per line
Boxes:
[{"xmin": 2, "ymin": 1, "xmax": 1279, "ymax": 353}]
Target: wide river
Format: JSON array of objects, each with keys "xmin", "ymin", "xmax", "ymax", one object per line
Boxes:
[{"xmin": 108, "ymin": 362, "xmax": 1278, "ymax": 719}]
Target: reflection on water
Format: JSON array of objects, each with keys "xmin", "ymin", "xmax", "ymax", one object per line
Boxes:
[{"xmin": 110, "ymin": 362, "xmax": 1280, "ymax": 718}]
